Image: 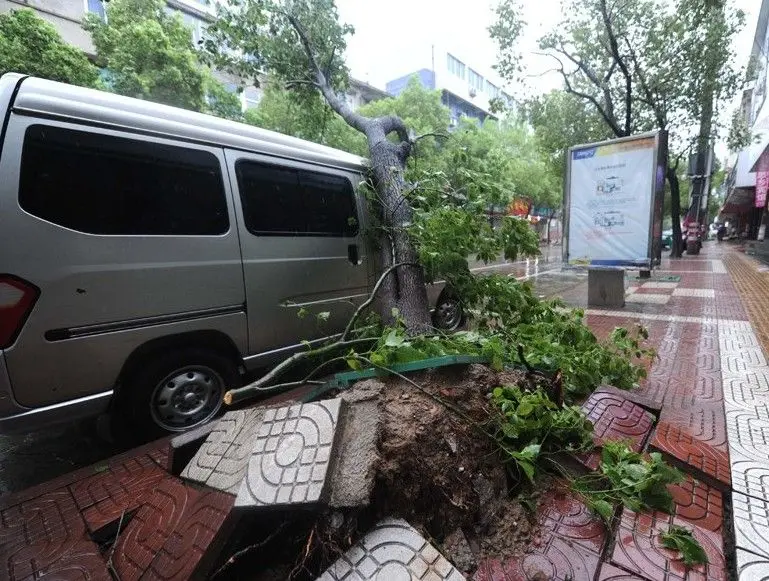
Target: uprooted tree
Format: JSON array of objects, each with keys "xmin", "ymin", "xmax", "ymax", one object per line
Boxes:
[{"xmin": 204, "ymin": 0, "xmax": 657, "ymax": 409}]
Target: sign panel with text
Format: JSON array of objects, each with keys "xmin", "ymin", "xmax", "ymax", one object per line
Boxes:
[{"xmin": 564, "ymin": 132, "xmax": 666, "ymax": 267}]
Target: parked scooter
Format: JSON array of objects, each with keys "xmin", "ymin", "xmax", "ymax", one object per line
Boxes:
[{"xmin": 717, "ymin": 224, "xmax": 727, "ymax": 242}]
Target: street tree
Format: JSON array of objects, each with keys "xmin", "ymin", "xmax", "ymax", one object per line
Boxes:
[
  {"xmin": 0, "ymin": 9, "xmax": 98, "ymax": 87},
  {"xmin": 86, "ymin": 0, "xmax": 240, "ymax": 117},
  {"xmin": 204, "ymin": 0, "xmax": 542, "ymax": 339},
  {"xmin": 523, "ymin": 90, "xmax": 610, "ymax": 184},
  {"xmin": 491, "ymin": 0, "xmax": 744, "ymax": 257},
  {"xmin": 244, "ymin": 81, "xmax": 365, "ymax": 153}
]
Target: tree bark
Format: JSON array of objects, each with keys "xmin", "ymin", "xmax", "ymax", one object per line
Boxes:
[
  {"xmin": 668, "ymin": 166, "xmax": 683, "ymax": 258},
  {"xmin": 285, "ymin": 11, "xmax": 432, "ymax": 333}
]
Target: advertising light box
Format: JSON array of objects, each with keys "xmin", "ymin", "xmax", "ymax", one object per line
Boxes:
[{"xmin": 564, "ymin": 132, "xmax": 667, "ymax": 267}]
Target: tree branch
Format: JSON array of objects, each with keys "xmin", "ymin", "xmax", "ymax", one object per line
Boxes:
[
  {"xmin": 539, "ymin": 52, "xmax": 624, "ymax": 137},
  {"xmin": 598, "ymin": 0, "xmax": 632, "ymax": 135},
  {"xmin": 341, "ymin": 261, "xmax": 419, "ymax": 340},
  {"xmin": 283, "ymin": 11, "xmax": 371, "ymax": 135}
]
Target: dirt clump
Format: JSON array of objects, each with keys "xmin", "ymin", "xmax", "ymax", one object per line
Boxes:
[{"xmin": 371, "ymin": 364, "xmax": 537, "ymax": 565}]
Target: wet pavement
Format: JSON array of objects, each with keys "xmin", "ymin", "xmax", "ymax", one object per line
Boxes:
[{"xmin": 0, "ymin": 243, "xmax": 582, "ymax": 494}]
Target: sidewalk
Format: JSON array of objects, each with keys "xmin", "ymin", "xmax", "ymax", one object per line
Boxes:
[
  {"xmin": 575, "ymin": 243, "xmax": 769, "ymax": 579},
  {"xmin": 3, "ymin": 243, "xmax": 769, "ymax": 580}
]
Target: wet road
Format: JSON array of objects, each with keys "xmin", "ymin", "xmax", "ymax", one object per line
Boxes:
[{"xmin": 0, "ymin": 245, "xmax": 586, "ymax": 494}]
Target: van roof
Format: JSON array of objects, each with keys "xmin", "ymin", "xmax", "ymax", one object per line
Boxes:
[{"xmin": 3, "ymin": 73, "xmax": 367, "ymax": 172}]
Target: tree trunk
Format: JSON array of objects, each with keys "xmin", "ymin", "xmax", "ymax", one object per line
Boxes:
[
  {"xmin": 668, "ymin": 167, "xmax": 683, "ymax": 258},
  {"xmin": 366, "ymin": 129, "xmax": 432, "ymax": 333}
]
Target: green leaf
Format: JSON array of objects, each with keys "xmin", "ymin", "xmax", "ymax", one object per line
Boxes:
[
  {"xmin": 384, "ymin": 330, "xmax": 405, "ymax": 347},
  {"xmin": 346, "ymin": 358, "xmax": 362, "ymax": 371},
  {"xmin": 297, "ymin": 307, "xmax": 308, "ymax": 319},
  {"xmin": 517, "ymin": 400, "xmax": 534, "ymax": 417},
  {"xmin": 660, "ymin": 526, "xmax": 708, "ymax": 567},
  {"xmin": 590, "ymin": 498, "xmax": 614, "ymax": 521},
  {"xmin": 316, "ymin": 311, "xmax": 330, "ymax": 323}
]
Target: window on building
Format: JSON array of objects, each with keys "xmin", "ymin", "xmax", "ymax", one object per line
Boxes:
[
  {"xmin": 468, "ymin": 69, "xmax": 484, "ymax": 92},
  {"xmin": 447, "ymin": 54, "xmax": 466, "ymax": 80},
  {"xmin": 177, "ymin": 10, "xmax": 207, "ymax": 46},
  {"xmin": 501, "ymin": 92, "xmax": 514, "ymax": 108},
  {"xmin": 243, "ymin": 86, "xmax": 261, "ymax": 109},
  {"xmin": 486, "ymin": 81, "xmax": 499, "ymax": 99},
  {"xmin": 86, "ymin": 0, "xmax": 106, "ymax": 21},
  {"xmin": 235, "ymin": 161, "xmax": 359, "ymax": 237},
  {"xmin": 19, "ymin": 125, "xmax": 229, "ymax": 235}
]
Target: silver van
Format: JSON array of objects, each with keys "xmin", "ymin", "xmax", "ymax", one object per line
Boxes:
[{"xmin": 0, "ymin": 74, "xmax": 456, "ymax": 437}]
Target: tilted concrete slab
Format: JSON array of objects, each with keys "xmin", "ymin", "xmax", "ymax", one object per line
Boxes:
[
  {"xmin": 235, "ymin": 399, "xmax": 343, "ymax": 507},
  {"xmin": 317, "ymin": 518, "xmax": 465, "ymax": 581}
]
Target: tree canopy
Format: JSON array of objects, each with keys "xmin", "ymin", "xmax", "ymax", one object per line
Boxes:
[
  {"xmin": 0, "ymin": 9, "xmax": 99, "ymax": 87},
  {"xmin": 86, "ymin": 0, "xmax": 240, "ymax": 117}
]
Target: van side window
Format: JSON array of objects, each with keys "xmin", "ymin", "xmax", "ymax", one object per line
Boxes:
[
  {"xmin": 19, "ymin": 125, "xmax": 229, "ymax": 235},
  {"xmin": 235, "ymin": 161, "xmax": 358, "ymax": 237}
]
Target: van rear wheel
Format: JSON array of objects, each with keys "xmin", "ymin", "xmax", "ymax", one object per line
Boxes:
[{"xmin": 113, "ymin": 348, "xmax": 239, "ymax": 441}]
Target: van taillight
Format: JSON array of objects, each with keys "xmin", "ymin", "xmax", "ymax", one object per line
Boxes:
[{"xmin": 0, "ymin": 276, "xmax": 39, "ymax": 349}]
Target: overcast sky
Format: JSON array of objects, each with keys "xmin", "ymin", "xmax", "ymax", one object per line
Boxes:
[{"xmin": 336, "ymin": 0, "xmax": 760, "ymax": 151}]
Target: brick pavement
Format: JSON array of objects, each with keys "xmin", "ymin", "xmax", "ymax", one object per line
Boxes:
[{"xmin": 477, "ymin": 244, "xmax": 769, "ymax": 580}]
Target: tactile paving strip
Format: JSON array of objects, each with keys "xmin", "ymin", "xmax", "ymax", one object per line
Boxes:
[
  {"xmin": 236, "ymin": 399, "xmax": 343, "ymax": 507},
  {"xmin": 732, "ymin": 491, "xmax": 769, "ymax": 560},
  {"xmin": 317, "ymin": 517, "xmax": 465, "ymax": 580}
]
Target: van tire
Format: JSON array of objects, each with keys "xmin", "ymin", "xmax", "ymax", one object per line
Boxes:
[
  {"xmin": 433, "ymin": 293, "xmax": 464, "ymax": 331},
  {"xmin": 112, "ymin": 348, "xmax": 240, "ymax": 442}
]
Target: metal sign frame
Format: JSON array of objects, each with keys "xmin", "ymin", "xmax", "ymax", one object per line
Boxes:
[{"xmin": 562, "ymin": 130, "xmax": 668, "ymax": 269}]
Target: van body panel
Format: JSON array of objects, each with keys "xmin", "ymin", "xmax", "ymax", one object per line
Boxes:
[
  {"xmin": 0, "ymin": 115, "xmax": 246, "ymax": 407},
  {"xmin": 224, "ymin": 150, "xmax": 371, "ymax": 355},
  {"xmin": 12, "ymin": 77, "xmax": 366, "ymax": 171}
]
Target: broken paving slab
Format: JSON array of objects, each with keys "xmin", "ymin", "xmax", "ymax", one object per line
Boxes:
[
  {"xmin": 235, "ymin": 398, "xmax": 344, "ymax": 507},
  {"xmin": 317, "ymin": 517, "xmax": 465, "ymax": 581},
  {"xmin": 329, "ymin": 380, "xmax": 383, "ymax": 508},
  {"xmin": 181, "ymin": 408, "xmax": 263, "ymax": 495}
]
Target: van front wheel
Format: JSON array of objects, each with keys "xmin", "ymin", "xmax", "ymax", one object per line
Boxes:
[{"xmin": 114, "ymin": 348, "xmax": 239, "ymax": 441}]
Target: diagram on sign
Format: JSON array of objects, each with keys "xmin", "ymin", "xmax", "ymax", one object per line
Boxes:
[
  {"xmin": 596, "ymin": 175, "xmax": 624, "ymax": 195},
  {"xmin": 593, "ymin": 211, "xmax": 625, "ymax": 228}
]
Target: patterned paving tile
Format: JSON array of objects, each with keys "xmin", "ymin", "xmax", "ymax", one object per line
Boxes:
[
  {"xmin": 736, "ymin": 548, "xmax": 769, "ymax": 580},
  {"xmin": 642, "ymin": 282, "xmax": 679, "ymax": 290},
  {"xmin": 626, "ymin": 294, "xmax": 671, "ymax": 305},
  {"xmin": 140, "ymin": 487, "xmax": 236, "ymax": 581},
  {"xmin": 725, "ymin": 408, "xmax": 769, "ymax": 463},
  {"xmin": 672, "ymin": 288, "xmax": 716, "ymax": 298},
  {"xmin": 111, "ymin": 476, "xmax": 235, "ymax": 581},
  {"xmin": 732, "ymin": 491, "xmax": 769, "ymax": 559},
  {"xmin": 596, "ymin": 563, "xmax": 648, "ymax": 580},
  {"xmin": 732, "ymin": 456, "xmax": 769, "ymax": 502},
  {"xmin": 581, "ymin": 391, "xmax": 654, "ymax": 451},
  {"xmin": 610, "ymin": 508, "xmax": 726, "ymax": 581},
  {"xmin": 181, "ymin": 408, "xmax": 263, "ymax": 494},
  {"xmin": 649, "ymin": 422, "xmax": 731, "ymax": 487},
  {"xmin": 318, "ymin": 518, "xmax": 464, "ymax": 580},
  {"xmin": 236, "ymin": 399, "xmax": 343, "ymax": 508},
  {"xmin": 723, "ymin": 372, "xmax": 769, "ymax": 409},
  {"xmin": 70, "ymin": 454, "xmax": 167, "ymax": 535},
  {"xmin": 0, "ymin": 490, "xmax": 110, "ymax": 580},
  {"xmin": 668, "ymin": 477, "xmax": 723, "ymax": 533},
  {"xmin": 660, "ymin": 403, "xmax": 727, "ymax": 451},
  {"xmin": 473, "ymin": 487, "xmax": 605, "ymax": 581}
]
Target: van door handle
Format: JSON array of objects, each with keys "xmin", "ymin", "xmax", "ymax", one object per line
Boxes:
[{"xmin": 348, "ymin": 244, "xmax": 360, "ymax": 265}]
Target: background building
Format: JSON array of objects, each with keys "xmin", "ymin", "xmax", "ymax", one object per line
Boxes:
[
  {"xmin": 722, "ymin": 0, "xmax": 769, "ymax": 239},
  {"xmin": 385, "ymin": 45, "xmax": 512, "ymax": 126}
]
